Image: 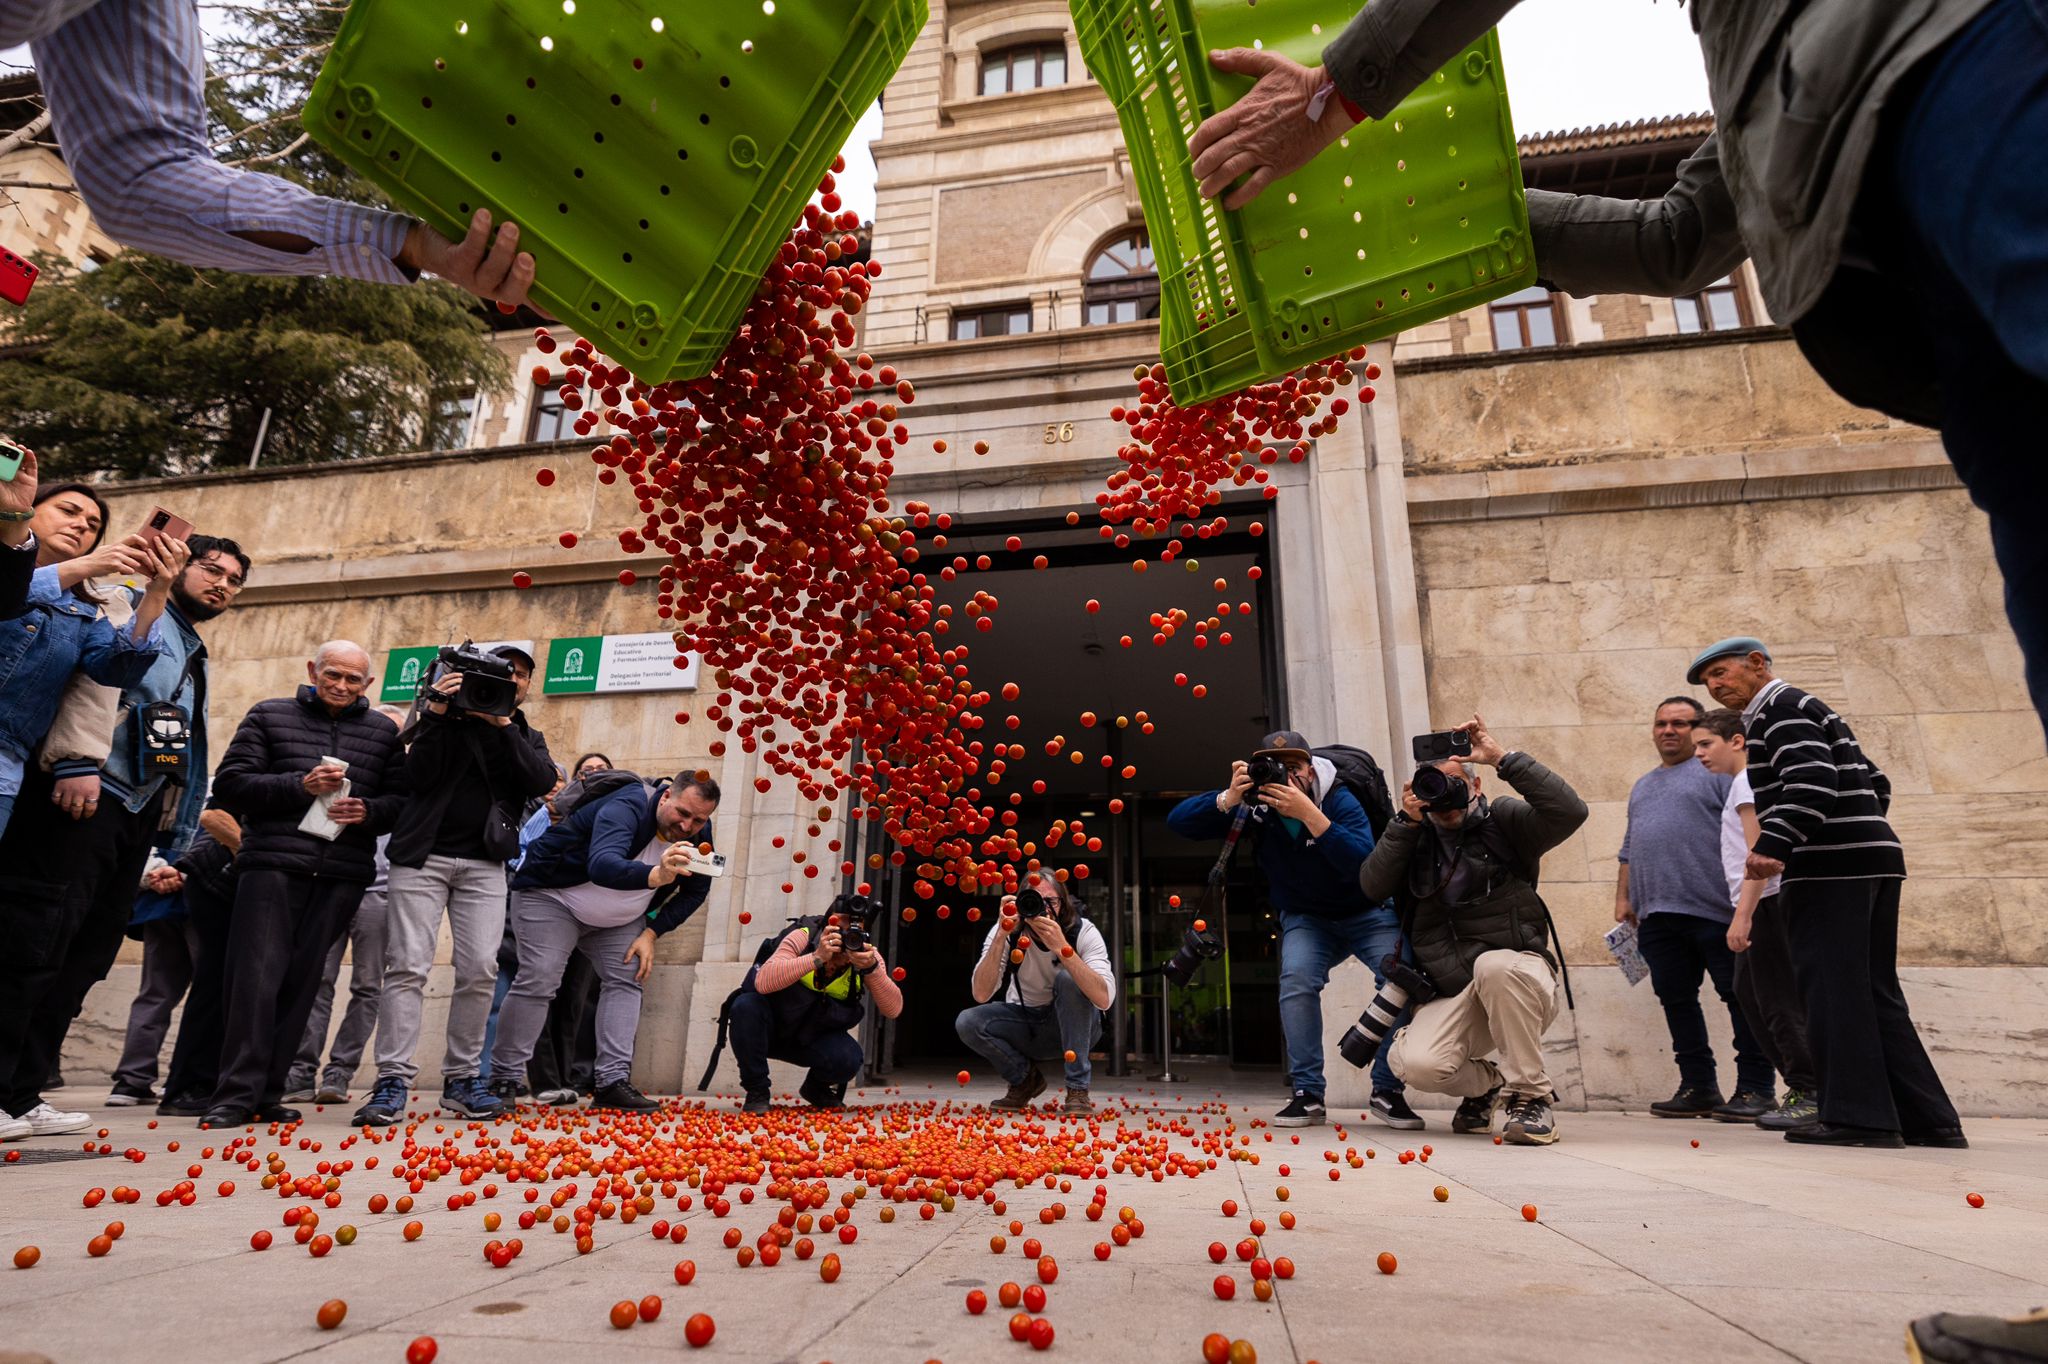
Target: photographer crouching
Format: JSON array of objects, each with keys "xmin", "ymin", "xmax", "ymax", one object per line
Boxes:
[
  {"xmin": 957, "ymin": 874, "xmax": 1114, "ymax": 1115},
  {"xmin": 1358, "ymin": 715, "xmax": 1587, "ymax": 1146},
  {"xmin": 722, "ymin": 893, "xmax": 902, "ymax": 1114}
]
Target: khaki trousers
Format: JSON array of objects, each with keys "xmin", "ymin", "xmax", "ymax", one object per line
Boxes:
[{"xmin": 1388, "ymin": 949, "xmax": 1558, "ymax": 1099}]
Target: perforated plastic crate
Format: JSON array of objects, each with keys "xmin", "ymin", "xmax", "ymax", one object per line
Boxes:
[
  {"xmin": 304, "ymin": 0, "xmax": 926, "ymax": 383},
  {"xmin": 1072, "ymin": 0, "xmax": 1534, "ymax": 404}
]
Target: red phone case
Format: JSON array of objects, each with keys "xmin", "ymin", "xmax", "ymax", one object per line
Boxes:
[{"xmin": 0, "ymin": 250, "xmax": 38, "ymax": 306}]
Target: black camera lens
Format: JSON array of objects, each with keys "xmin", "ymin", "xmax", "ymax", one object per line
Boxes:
[
  {"xmin": 1015, "ymin": 888, "xmax": 1050, "ymax": 919},
  {"xmin": 1161, "ymin": 925, "xmax": 1224, "ymax": 987},
  {"xmin": 1244, "ymin": 755, "xmax": 1288, "ymax": 805},
  {"xmin": 1411, "ymin": 763, "xmax": 1471, "ymax": 813}
]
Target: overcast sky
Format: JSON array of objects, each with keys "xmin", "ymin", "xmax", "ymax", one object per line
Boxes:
[{"xmin": 832, "ymin": 0, "xmax": 1711, "ymax": 221}]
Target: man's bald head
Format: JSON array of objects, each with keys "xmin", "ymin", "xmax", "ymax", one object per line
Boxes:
[{"xmin": 307, "ymin": 639, "xmax": 374, "ymax": 714}]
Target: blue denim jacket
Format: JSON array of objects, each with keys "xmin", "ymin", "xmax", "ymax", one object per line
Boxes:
[
  {"xmin": 0, "ymin": 567, "xmax": 163, "ymax": 758},
  {"xmin": 51, "ymin": 596, "xmax": 207, "ymax": 854}
]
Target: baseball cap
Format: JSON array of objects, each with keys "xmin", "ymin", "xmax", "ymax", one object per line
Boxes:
[
  {"xmin": 490, "ymin": 643, "xmax": 537, "ymax": 672},
  {"xmin": 1252, "ymin": 729, "xmax": 1313, "ymax": 763},
  {"xmin": 1686, "ymin": 636, "xmax": 1770, "ymax": 686}
]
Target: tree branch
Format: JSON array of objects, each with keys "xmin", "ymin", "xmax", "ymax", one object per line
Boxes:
[
  {"xmin": 0, "ymin": 180, "xmax": 81, "ymax": 195},
  {"xmin": 0, "ymin": 110, "xmax": 54, "ymax": 161},
  {"xmin": 228, "ymin": 131, "xmax": 312, "ymax": 168}
]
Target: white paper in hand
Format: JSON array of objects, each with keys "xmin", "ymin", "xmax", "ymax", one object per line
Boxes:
[
  {"xmin": 297, "ymin": 756, "xmax": 352, "ymax": 841},
  {"xmin": 1604, "ymin": 921, "xmax": 1650, "ymax": 987}
]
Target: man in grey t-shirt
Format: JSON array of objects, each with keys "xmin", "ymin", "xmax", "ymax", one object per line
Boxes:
[{"xmin": 1615, "ymin": 697, "xmax": 1775, "ymax": 1121}]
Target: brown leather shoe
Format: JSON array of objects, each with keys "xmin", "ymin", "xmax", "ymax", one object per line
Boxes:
[
  {"xmin": 989, "ymin": 1066, "xmax": 1046, "ymax": 1111},
  {"xmin": 1062, "ymin": 1087, "xmax": 1094, "ymax": 1115}
]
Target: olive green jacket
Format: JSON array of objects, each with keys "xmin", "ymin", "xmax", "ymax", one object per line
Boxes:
[{"xmin": 1323, "ymin": 0, "xmax": 1995, "ymax": 424}]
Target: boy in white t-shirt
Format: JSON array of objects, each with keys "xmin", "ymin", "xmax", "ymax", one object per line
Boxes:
[{"xmin": 1692, "ymin": 709, "xmax": 1819, "ymax": 1131}]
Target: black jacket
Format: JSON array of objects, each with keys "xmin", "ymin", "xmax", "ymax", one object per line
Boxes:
[
  {"xmin": 0, "ymin": 537, "xmax": 33, "ymax": 620},
  {"xmin": 386, "ymin": 707, "xmax": 555, "ymax": 868},
  {"xmin": 210, "ymin": 686, "xmax": 408, "ymax": 884},
  {"xmin": 1358, "ymin": 753, "xmax": 1587, "ymax": 997}
]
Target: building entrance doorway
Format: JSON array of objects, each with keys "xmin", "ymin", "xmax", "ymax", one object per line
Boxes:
[{"xmin": 853, "ymin": 499, "xmax": 1290, "ymax": 1078}]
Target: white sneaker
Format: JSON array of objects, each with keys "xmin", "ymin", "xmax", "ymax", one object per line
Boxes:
[
  {"xmin": 17, "ymin": 1103, "xmax": 92, "ymax": 1136},
  {"xmin": 536, "ymin": 1088, "xmax": 580, "ymax": 1107},
  {"xmin": 0, "ymin": 1114, "xmax": 31, "ymax": 1142}
]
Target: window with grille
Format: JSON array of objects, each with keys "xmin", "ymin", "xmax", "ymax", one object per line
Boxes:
[
  {"xmin": 951, "ymin": 302, "xmax": 1032, "ymax": 340},
  {"xmin": 1082, "ymin": 231, "xmax": 1159, "ymax": 327},
  {"xmin": 979, "ymin": 41, "xmax": 1067, "ymax": 96},
  {"xmin": 1488, "ymin": 284, "xmax": 1561, "ymax": 350}
]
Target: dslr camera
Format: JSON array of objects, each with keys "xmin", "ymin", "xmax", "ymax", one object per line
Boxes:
[
  {"xmin": 1336, "ymin": 956, "xmax": 1438, "ymax": 1067},
  {"xmin": 1014, "ymin": 886, "xmax": 1053, "ymax": 920},
  {"xmin": 425, "ymin": 642, "xmax": 518, "ymax": 718},
  {"xmin": 829, "ymin": 892, "xmax": 883, "ymax": 955},
  {"xmin": 1243, "ymin": 754, "xmax": 1289, "ymax": 806},
  {"xmin": 1161, "ymin": 923, "xmax": 1224, "ymax": 987},
  {"xmin": 1410, "ymin": 764, "xmax": 1473, "ymax": 814}
]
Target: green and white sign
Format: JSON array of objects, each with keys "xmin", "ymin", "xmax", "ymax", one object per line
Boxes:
[
  {"xmin": 544, "ymin": 632, "xmax": 699, "ymax": 695},
  {"xmin": 379, "ymin": 640, "xmax": 536, "ymax": 704}
]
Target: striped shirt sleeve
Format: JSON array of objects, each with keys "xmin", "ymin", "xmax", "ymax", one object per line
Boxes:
[
  {"xmin": 29, "ymin": 0, "xmax": 418, "ymax": 283},
  {"xmin": 1749, "ymin": 704, "xmax": 1839, "ymax": 862}
]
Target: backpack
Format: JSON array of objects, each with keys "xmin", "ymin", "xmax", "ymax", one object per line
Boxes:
[
  {"xmin": 696, "ymin": 914, "xmax": 865, "ymax": 1091},
  {"xmin": 550, "ymin": 769, "xmax": 649, "ymax": 822},
  {"xmin": 1314, "ymin": 744, "xmax": 1395, "ymax": 839}
]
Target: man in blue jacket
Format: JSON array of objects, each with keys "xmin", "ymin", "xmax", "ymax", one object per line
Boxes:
[
  {"xmin": 483, "ymin": 772, "xmax": 719, "ymax": 1113},
  {"xmin": 1168, "ymin": 730, "xmax": 1417, "ymax": 1129}
]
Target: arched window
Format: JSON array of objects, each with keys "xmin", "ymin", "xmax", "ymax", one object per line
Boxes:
[
  {"xmin": 1082, "ymin": 231, "xmax": 1159, "ymax": 326},
  {"xmin": 979, "ymin": 41, "xmax": 1067, "ymax": 96}
]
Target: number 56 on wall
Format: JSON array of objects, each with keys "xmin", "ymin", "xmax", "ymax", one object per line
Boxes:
[{"xmin": 1042, "ymin": 421, "xmax": 1075, "ymax": 445}]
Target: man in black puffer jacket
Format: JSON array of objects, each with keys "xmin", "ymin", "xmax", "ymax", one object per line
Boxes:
[
  {"xmin": 1359, "ymin": 714, "xmax": 1586, "ymax": 1149},
  {"xmin": 203, "ymin": 640, "xmax": 407, "ymax": 1126}
]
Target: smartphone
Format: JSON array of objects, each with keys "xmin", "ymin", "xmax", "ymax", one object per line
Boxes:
[
  {"xmin": 1412, "ymin": 730, "xmax": 1474, "ymax": 763},
  {"xmin": 682, "ymin": 848, "xmax": 727, "ymax": 877},
  {"xmin": 140, "ymin": 506, "xmax": 195, "ymax": 543},
  {"xmin": 0, "ymin": 437, "xmax": 26, "ymax": 483},
  {"xmin": 0, "ymin": 249, "xmax": 35, "ymax": 307}
]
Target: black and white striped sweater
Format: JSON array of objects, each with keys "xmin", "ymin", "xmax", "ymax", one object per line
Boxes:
[{"xmin": 1743, "ymin": 680, "xmax": 1904, "ymax": 881}]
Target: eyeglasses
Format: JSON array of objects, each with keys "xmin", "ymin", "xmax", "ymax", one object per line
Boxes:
[{"xmin": 189, "ymin": 558, "xmax": 247, "ymax": 591}]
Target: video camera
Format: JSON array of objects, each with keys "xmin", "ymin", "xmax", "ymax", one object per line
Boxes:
[
  {"xmin": 1161, "ymin": 924, "xmax": 1224, "ymax": 987},
  {"xmin": 424, "ymin": 642, "xmax": 518, "ymax": 718},
  {"xmin": 1243, "ymin": 754, "xmax": 1289, "ymax": 806},
  {"xmin": 1336, "ymin": 956, "xmax": 1438, "ymax": 1067}
]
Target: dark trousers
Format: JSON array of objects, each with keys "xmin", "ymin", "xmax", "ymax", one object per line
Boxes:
[
  {"xmin": 0, "ymin": 767, "xmax": 157, "ymax": 1114},
  {"xmin": 111, "ymin": 915, "xmax": 205, "ymax": 1091},
  {"xmin": 1637, "ymin": 911, "xmax": 1775, "ymax": 1096},
  {"xmin": 1784, "ymin": 878, "xmax": 1959, "ymax": 1134},
  {"xmin": 210, "ymin": 869, "xmax": 363, "ymax": 1114},
  {"xmin": 726, "ymin": 991, "xmax": 863, "ymax": 1100},
  {"xmin": 1884, "ymin": 0, "xmax": 2048, "ymax": 736},
  {"xmin": 526, "ymin": 953, "xmax": 600, "ymax": 1094},
  {"xmin": 162, "ymin": 876, "xmax": 235, "ymax": 1103},
  {"xmin": 1731, "ymin": 894, "xmax": 1817, "ymax": 1097}
]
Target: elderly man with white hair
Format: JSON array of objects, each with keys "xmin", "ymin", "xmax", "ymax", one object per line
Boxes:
[{"xmin": 201, "ymin": 641, "xmax": 408, "ymax": 1127}]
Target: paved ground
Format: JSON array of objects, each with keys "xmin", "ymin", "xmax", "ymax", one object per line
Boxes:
[{"xmin": 1, "ymin": 1075, "xmax": 2042, "ymax": 1364}]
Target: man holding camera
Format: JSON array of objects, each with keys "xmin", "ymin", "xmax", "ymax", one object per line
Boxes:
[
  {"xmin": 202, "ymin": 641, "xmax": 408, "ymax": 1127},
  {"xmin": 1168, "ymin": 730, "xmax": 1415, "ymax": 1129},
  {"xmin": 353, "ymin": 645, "xmax": 555, "ymax": 1125},
  {"xmin": 958, "ymin": 874, "xmax": 1115, "ymax": 1114},
  {"xmin": 729, "ymin": 894, "xmax": 904, "ymax": 1114},
  {"xmin": 1361, "ymin": 715, "xmax": 1587, "ymax": 1146},
  {"xmin": 485, "ymin": 772, "xmax": 721, "ymax": 1113}
]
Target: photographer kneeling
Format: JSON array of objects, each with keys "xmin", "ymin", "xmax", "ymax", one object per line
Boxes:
[
  {"xmin": 1360, "ymin": 715, "xmax": 1587, "ymax": 1146},
  {"xmin": 957, "ymin": 875, "xmax": 1114, "ymax": 1115},
  {"xmin": 726, "ymin": 894, "xmax": 902, "ymax": 1114}
]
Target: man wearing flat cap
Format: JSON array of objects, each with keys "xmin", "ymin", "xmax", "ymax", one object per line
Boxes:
[
  {"xmin": 1169, "ymin": 729, "xmax": 1417, "ymax": 1130},
  {"xmin": 1687, "ymin": 638, "xmax": 1963, "ymax": 1150},
  {"xmin": 363, "ymin": 642, "xmax": 556, "ymax": 1124}
]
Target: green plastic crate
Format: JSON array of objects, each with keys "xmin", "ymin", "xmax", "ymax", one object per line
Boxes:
[
  {"xmin": 1072, "ymin": 0, "xmax": 1534, "ymax": 404},
  {"xmin": 304, "ymin": 0, "xmax": 926, "ymax": 383}
]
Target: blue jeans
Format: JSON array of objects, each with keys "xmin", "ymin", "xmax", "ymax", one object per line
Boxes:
[
  {"xmin": 955, "ymin": 972, "xmax": 1103, "ymax": 1089},
  {"xmin": 1884, "ymin": 0, "xmax": 2048, "ymax": 735},
  {"xmin": 1278, "ymin": 906, "xmax": 1405, "ymax": 1098},
  {"xmin": 1636, "ymin": 911, "xmax": 1775, "ymax": 1095}
]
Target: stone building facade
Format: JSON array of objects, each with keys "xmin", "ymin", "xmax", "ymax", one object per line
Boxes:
[{"xmin": 26, "ymin": 7, "xmax": 2044, "ymax": 1113}]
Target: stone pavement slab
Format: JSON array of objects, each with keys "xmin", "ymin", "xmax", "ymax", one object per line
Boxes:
[{"xmin": 1, "ymin": 1080, "xmax": 2042, "ymax": 1364}]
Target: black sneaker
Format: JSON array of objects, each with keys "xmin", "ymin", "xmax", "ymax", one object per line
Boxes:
[
  {"xmin": 1502, "ymin": 1093, "xmax": 1558, "ymax": 1146},
  {"xmin": 989, "ymin": 1066, "xmax": 1047, "ymax": 1113},
  {"xmin": 742, "ymin": 1091, "xmax": 771, "ymax": 1115},
  {"xmin": 106, "ymin": 1082, "xmax": 158, "ymax": 1107},
  {"xmin": 1906, "ymin": 1307, "xmax": 2048, "ymax": 1363},
  {"xmin": 1711, "ymin": 1089, "xmax": 1776, "ymax": 1122},
  {"xmin": 1650, "ymin": 1084, "xmax": 1724, "ymax": 1118},
  {"xmin": 1757, "ymin": 1089, "xmax": 1819, "ymax": 1131},
  {"xmin": 1452, "ymin": 1067, "xmax": 1503, "ymax": 1135},
  {"xmin": 1783, "ymin": 1122, "xmax": 1905, "ymax": 1148},
  {"xmin": 486, "ymin": 1078, "xmax": 522, "ymax": 1113},
  {"xmin": 156, "ymin": 1092, "xmax": 209, "ymax": 1118},
  {"xmin": 1273, "ymin": 1091, "xmax": 1326, "ymax": 1128},
  {"xmin": 352, "ymin": 1076, "xmax": 409, "ymax": 1127},
  {"xmin": 441, "ymin": 1076, "xmax": 505, "ymax": 1119},
  {"xmin": 590, "ymin": 1080, "xmax": 658, "ymax": 1113},
  {"xmin": 1370, "ymin": 1090, "xmax": 1425, "ymax": 1131},
  {"xmin": 799, "ymin": 1076, "xmax": 846, "ymax": 1109}
]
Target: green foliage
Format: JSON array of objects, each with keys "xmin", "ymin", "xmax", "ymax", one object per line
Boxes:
[{"xmin": 0, "ymin": 254, "xmax": 509, "ymax": 480}]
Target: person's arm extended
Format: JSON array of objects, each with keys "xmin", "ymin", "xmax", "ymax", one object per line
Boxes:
[
  {"xmin": 498, "ymin": 724, "xmax": 558, "ymax": 801},
  {"xmin": 645, "ymin": 828, "xmax": 712, "ymax": 935},
  {"xmin": 1166, "ymin": 789, "xmax": 1235, "ymax": 840},
  {"xmin": 752, "ymin": 929, "xmax": 815, "ymax": 994},
  {"xmin": 362, "ymin": 732, "xmax": 411, "ymax": 836},
  {"xmin": 1061, "ymin": 921, "xmax": 1116, "ymax": 1010},
  {"xmin": 862, "ymin": 956, "xmax": 905, "ymax": 1019},
  {"xmin": 1323, "ymin": 0, "xmax": 1521, "ymax": 122},
  {"xmin": 1527, "ymin": 136, "xmax": 1748, "ymax": 300},
  {"xmin": 1493, "ymin": 752, "xmax": 1590, "ymax": 861},
  {"xmin": 1357, "ymin": 814, "xmax": 1420, "ymax": 903},
  {"xmin": 970, "ymin": 922, "xmax": 1010, "ymax": 1004},
  {"xmin": 585, "ymin": 794, "xmax": 663, "ymax": 890}
]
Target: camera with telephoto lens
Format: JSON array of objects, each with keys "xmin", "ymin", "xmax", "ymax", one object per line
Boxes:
[
  {"xmin": 1243, "ymin": 754, "xmax": 1289, "ymax": 806},
  {"xmin": 427, "ymin": 642, "xmax": 517, "ymax": 718},
  {"xmin": 1411, "ymin": 763, "xmax": 1472, "ymax": 813},
  {"xmin": 1161, "ymin": 924, "xmax": 1224, "ymax": 987},
  {"xmin": 1337, "ymin": 957, "xmax": 1438, "ymax": 1067}
]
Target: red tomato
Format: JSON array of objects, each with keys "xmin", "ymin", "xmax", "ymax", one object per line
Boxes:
[
  {"xmin": 965, "ymin": 1289, "xmax": 987, "ymax": 1315},
  {"xmin": 1213, "ymin": 1274, "xmax": 1235, "ymax": 1300},
  {"xmin": 684, "ymin": 1313, "xmax": 715, "ymax": 1348},
  {"xmin": 1028, "ymin": 1318, "xmax": 1055, "ymax": 1350},
  {"xmin": 406, "ymin": 1339, "xmax": 438, "ymax": 1364},
  {"xmin": 1377, "ymin": 1251, "xmax": 1398, "ymax": 1275},
  {"xmin": 639, "ymin": 1295, "xmax": 662, "ymax": 1322},
  {"xmin": 316, "ymin": 1300, "xmax": 347, "ymax": 1330}
]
